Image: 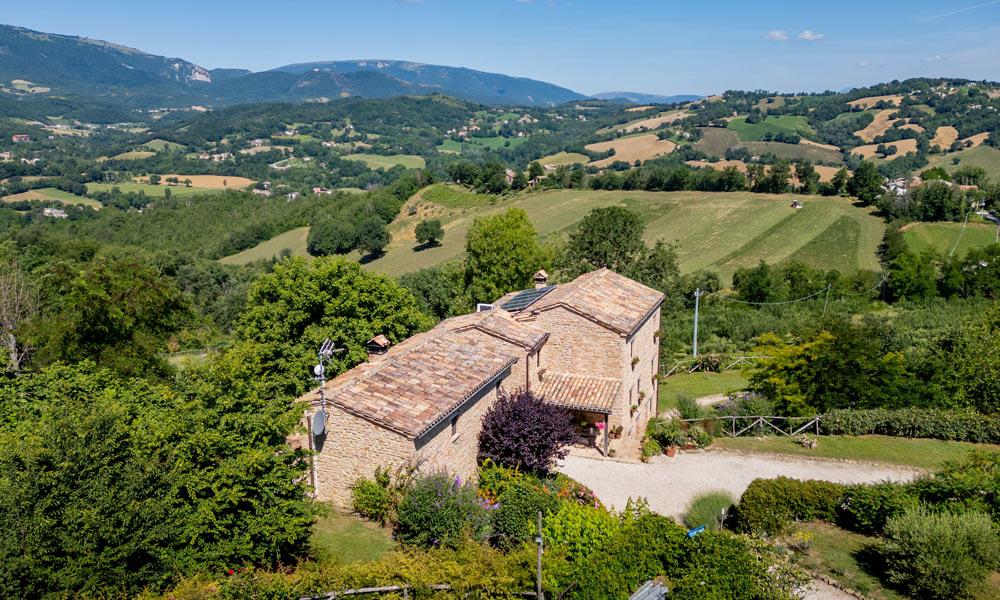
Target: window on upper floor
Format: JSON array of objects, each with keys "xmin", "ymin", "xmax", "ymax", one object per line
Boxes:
[{"xmin": 451, "ymin": 415, "xmax": 460, "ymax": 441}]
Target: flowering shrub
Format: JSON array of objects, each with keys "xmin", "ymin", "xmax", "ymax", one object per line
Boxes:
[{"xmin": 395, "ymin": 473, "xmax": 491, "ymax": 548}]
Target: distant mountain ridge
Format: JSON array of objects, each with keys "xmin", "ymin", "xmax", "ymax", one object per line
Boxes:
[
  {"xmin": 592, "ymin": 91, "xmax": 702, "ymax": 104},
  {"xmin": 0, "ymin": 24, "xmax": 591, "ymax": 107}
]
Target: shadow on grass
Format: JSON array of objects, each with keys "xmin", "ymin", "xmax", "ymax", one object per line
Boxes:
[
  {"xmin": 412, "ymin": 241, "xmax": 442, "ymax": 253},
  {"xmin": 853, "ymin": 542, "xmax": 909, "ymax": 597},
  {"xmin": 358, "ymin": 250, "xmax": 387, "ymax": 264}
]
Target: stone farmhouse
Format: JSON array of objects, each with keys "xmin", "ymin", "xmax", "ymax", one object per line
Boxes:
[{"xmin": 298, "ymin": 268, "xmax": 663, "ymax": 505}]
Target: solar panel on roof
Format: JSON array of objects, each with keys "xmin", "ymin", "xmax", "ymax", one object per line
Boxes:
[{"xmin": 499, "ymin": 285, "xmax": 555, "ymax": 312}]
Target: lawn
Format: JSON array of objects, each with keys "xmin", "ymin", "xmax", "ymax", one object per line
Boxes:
[
  {"xmin": 87, "ymin": 182, "xmax": 226, "ymax": 197},
  {"xmin": 657, "ymin": 370, "xmax": 748, "ymax": 413},
  {"xmin": 361, "ymin": 190, "xmax": 883, "ymax": 282},
  {"xmin": 901, "ymin": 221, "xmax": 997, "ymax": 257},
  {"xmin": 712, "ymin": 435, "xmax": 1000, "ymax": 470},
  {"xmin": 219, "ymin": 226, "xmax": 311, "ymax": 265},
  {"xmin": 2, "ymin": 187, "xmax": 102, "ymax": 209},
  {"xmin": 310, "ymin": 510, "xmax": 394, "ymax": 564},
  {"xmin": 727, "ymin": 115, "xmax": 815, "ymax": 142},
  {"xmin": 344, "ymin": 153, "xmax": 426, "ymax": 170}
]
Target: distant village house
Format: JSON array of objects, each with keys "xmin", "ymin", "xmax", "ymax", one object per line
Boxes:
[{"xmin": 11, "ymin": 134, "xmax": 30, "ymax": 143}]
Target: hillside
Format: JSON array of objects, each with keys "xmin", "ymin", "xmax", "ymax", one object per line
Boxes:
[
  {"xmin": 0, "ymin": 25, "xmax": 588, "ymax": 107},
  {"xmin": 357, "ymin": 188, "xmax": 883, "ymax": 282}
]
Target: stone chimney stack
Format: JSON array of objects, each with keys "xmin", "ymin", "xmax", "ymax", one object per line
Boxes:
[
  {"xmin": 533, "ymin": 269, "xmax": 549, "ymax": 289},
  {"xmin": 366, "ymin": 335, "xmax": 391, "ymax": 361}
]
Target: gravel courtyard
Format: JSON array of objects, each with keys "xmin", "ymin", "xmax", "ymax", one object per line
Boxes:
[{"xmin": 559, "ymin": 448, "xmax": 922, "ymax": 520}]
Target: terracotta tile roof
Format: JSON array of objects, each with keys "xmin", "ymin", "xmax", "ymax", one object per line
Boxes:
[
  {"xmin": 445, "ymin": 309, "xmax": 548, "ymax": 351},
  {"xmin": 503, "ymin": 268, "xmax": 664, "ymax": 335},
  {"xmin": 536, "ymin": 372, "xmax": 620, "ymax": 414},
  {"xmin": 320, "ymin": 333, "xmax": 516, "ymax": 439}
]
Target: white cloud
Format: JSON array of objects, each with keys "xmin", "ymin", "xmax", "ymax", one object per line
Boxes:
[
  {"xmin": 765, "ymin": 30, "xmax": 789, "ymax": 41},
  {"xmin": 798, "ymin": 30, "xmax": 825, "ymax": 41},
  {"xmin": 925, "ymin": 55, "xmax": 945, "ymax": 62},
  {"xmin": 858, "ymin": 60, "xmax": 870, "ymax": 67}
]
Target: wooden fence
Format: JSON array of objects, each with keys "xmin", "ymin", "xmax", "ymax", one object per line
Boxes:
[
  {"xmin": 300, "ymin": 586, "xmax": 540, "ymax": 599},
  {"xmin": 681, "ymin": 415, "xmax": 821, "ymax": 438}
]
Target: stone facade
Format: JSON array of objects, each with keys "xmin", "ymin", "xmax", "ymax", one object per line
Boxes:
[{"xmin": 309, "ymin": 378, "xmax": 504, "ymax": 507}]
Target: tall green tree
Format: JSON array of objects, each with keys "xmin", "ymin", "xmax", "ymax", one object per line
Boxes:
[
  {"xmin": 848, "ymin": 160, "xmax": 884, "ymax": 205},
  {"xmin": 465, "ymin": 208, "xmax": 546, "ymax": 304},
  {"xmin": 0, "ymin": 362, "xmax": 314, "ymax": 598},
  {"xmin": 29, "ymin": 255, "xmax": 191, "ymax": 377},
  {"xmin": 567, "ymin": 206, "xmax": 645, "ymax": 272},
  {"xmin": 234, "ymin": 257, "xmax": 431, "ymax": 397}
]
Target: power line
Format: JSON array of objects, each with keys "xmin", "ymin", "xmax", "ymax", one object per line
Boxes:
[
  {"xmin": 948, "ymin": 210, "xmax": 972, "ymax": 257},
  {"xmin": 721, "ymin": 284, "xmax": 831, "ymax": 305}
]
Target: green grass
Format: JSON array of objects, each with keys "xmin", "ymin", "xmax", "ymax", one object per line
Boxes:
[
  {"xmin": 902, "ymin": 221, "xmax": 997, "ymax": 257},
  {"xmin": 219, "ymin": 226, "xmax": 311, "ymax": 265},
  {"xmin": 344, "ymin": 153, "xmax": 426, "ymax": 170},
  {"xmin": 792, "ymin": 522, "xmax": 908, "ymax": 600},
  {"xmin": 740, "ymin": 141, "xmax": 843, "ymax": 164},
  {"xmin": 658, "ymin": 370, "xmax": 748, "ymax": 413},
  {"xmin": 362, "ymin": 190, "xmax": 883, "ymax": 281},
  {"xmin": 310, "ymin": 510, "xmax": 394, "ymax": 564},
  {"xmin": 683, "ymin": 491, "xmax": 737, "ymax": 530},
  {"xmin": 418, "ymin": 184, "xmax": 493, "ymax": 209},
  {"xmin": 694, "ymin": 127, "xmax": 740, "ymax": 157},
  {"xmin": 2, "ymin": 187, "xmax": 102, "ymax": 209},
  {"xmin": 437, "ymin": 139, "xmax": 463, "ymax": 154},
  {"xmin": 141, "ymin": 139, "xmax": 185, "ymax": 151},
  {"xmin": 86, "ymin": 182, "xmax": 224, "ymax": 197},
  {"xmin": 727, "ymin": 115, "xmax": 815, "ymax": 142},
  {"xmin": 712, "ymin": 435, "xmax": 1000, "ymax": 470},
  {"xmin": 924, "ymin": 145, "xmax": 1000, "ymax": 179},
  {"xmin": 537, "ymin": 151, "xmax": 589, "ymax": 167},
  {"xmin": 111, "ymin": 150, "xmax": 155, "ymax": 160},
  {"xmin": 437, "ymin": 136, "xmax": 527, "ymax": 155}
]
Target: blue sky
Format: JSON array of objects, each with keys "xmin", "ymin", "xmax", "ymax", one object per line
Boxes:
[{"xmin": 5, "ymin": 0, "xmax": 1000, "ymax": 95}]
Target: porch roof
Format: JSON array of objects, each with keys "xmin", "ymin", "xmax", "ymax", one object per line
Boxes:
[{"xmin": 536, "ymin": 372, "xmax": 620, "ymax": 415}]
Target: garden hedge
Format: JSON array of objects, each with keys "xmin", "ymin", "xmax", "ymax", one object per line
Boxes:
[
  {"xmin": 820, "ymin": 408, "xmax": 1000, "ymax": 443},
  {"xmin": 734, "ymin": 477, "xmax": 846, "ymax": 535}
]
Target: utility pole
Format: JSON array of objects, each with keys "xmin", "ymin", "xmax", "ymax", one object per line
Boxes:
[
  {"xmin": 692, "ymin": 288, "xmax": 704, "ymax": 358},
  {"xmin": 535, "ymin": 511, "xmax": 544, "ymax": 600}
]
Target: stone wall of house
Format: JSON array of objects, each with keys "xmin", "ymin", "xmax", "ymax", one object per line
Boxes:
[
  {"xmin": 311, "ymin": 407, "xmax": 414, "ymax": 507},
  {"xmin": 620, "ymin": 308, "xmax": 661, "ymax": 443},
  {"xmin": 522, "ymin": 307, "xmax": 621, "ymax": 380},
  {"xmin": 415, "ymin": 384, "xmax": 500, "ymax": 483}
]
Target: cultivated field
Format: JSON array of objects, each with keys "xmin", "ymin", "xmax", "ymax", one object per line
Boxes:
[
  {"xmin": 2, "ymin": 187, "xmax": 102, "ymax": 209},
  {"xmin": 963, "ymin": 132, "xmax": 990, "ymax": 147},
  {"xmin": 138, "ymin": 174, "xmax": 255, "ymax": 189},
  {"xmin": 344, "ymin": 153, "xmax": 426, "ymax": 170},
  {"xmin": 537, "ymin": 151, "xmax": 589, "ymax": 167},
  {"xmin": 111, "ymin": 151, "xmax": 155, "ymax": 161},
  {"xmin": 847, "ymin": 94, "xmax": 903, "ymax": 109},
  {"xmin": 726, "ymin": 115, "xmax": 814, "ymax": 142},
  {"xmin": 586, "ymin": 134, "xmax": 676, "ymax": 167},
  {"xmin": 924, "ymin": 144, "xmax": 1000, "ymax": 178},
  {"xmin": 741, "ymin": 141, "xmax": 843, "ymax": 164},
  {"xmin": 932, "ymin": 126, "xmax": 959, "ymax": 148},
  {"xmin": 852, "ymin": 139, "xmax": 918, "ymax": 160},
  {"xmin": 854, "ymin": 109, "xmax": 896, "ymax": 142},
  {"xmin": 87, "ymin": 181, "xmax": 235, "ymax": 197},
  {"xmin": 694, "ymin": 127, "xmax": 740, "ymax": 157},
  {"xmin": 686, "ymin": 160, "xmax": 842, "ymax": 183},
  {"xmin": 901, "ymin": 221, "xmax": 997, "ymax": 257},
  {"xmin": 609, "ymin": 110, "xmax": 690, "ymax": 134},
  {"xmin": 219, "ymin": 226, "xmax": 311, "ymax": 265},
  {"xmin": 361, "ymin": 189, "xmax": 883, "ymax": 282},
  {"xmin": 141, "ymin": 139, "xmax": 185, "ymax": 151}
]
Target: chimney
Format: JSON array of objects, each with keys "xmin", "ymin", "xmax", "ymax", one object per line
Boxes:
[
  {"xmin": 533, "ymin": 269, "xmax": 549, "ymax": 289},
  {"xmin": 366, "ymin": 334, "xmax": 391, "ymax": 360}
]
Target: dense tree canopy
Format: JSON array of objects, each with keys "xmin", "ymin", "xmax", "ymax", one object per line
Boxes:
[{"xmin": 464, "ymin": 208, "xmax": 547, "ymax": 304}]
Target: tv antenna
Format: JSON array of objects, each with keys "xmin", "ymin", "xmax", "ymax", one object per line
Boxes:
[{"xmin": 311, "ymin": 338, "xmax": 344, "ymax": 437}]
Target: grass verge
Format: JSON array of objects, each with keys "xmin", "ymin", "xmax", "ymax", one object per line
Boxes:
[
  {"xmin": 657, "ymin": 370, "xmax": 748, "ymax": 413},
  {"xmin": 310, "ymin": 510, "xmax": 394, "ymax": 564},
  {"xmin": 712, "ymin": 435, "xmax": 999, "ymax": 470}
]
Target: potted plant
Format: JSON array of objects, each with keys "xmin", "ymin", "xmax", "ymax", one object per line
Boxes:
[
  {"xmin": 665, "ymin": 445, "xmax": 677, "ymax": 457},
  {"xmin": 610, "ymin": 425, "xmax": 623, "ymax": 439}
]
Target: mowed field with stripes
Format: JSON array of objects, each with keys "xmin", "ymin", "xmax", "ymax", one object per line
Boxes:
[{"xmin": 362, "ymin": 187, "xmax": 884, "ymax": 283}]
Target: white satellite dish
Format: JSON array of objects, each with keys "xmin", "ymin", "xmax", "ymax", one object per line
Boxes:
[
  {"xmin": 314, "ymin": 363, "xmax": 325, "ymax": 377},
  {"xmin": 312, "ymin": 410, "xmax": 326, "ymax": 436}
]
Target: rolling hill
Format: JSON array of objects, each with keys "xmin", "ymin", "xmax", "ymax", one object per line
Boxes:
[
  {"xmin": 592, "ymin": 91, "xmax": 702, "ymax": 104},
  {"xmin": 352, "ymin": 188, "xmax": 883, "ymax": 282}
]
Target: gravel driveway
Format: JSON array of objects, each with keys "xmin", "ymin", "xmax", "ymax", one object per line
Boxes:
[{"xmin": 559, "ymin": 448, "xmax": 922, "ymax": 520}]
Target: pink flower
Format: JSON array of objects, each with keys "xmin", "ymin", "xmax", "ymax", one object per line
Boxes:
[
  {"xmin": 227, "ymin": 569, "xmax": 235, "ymax": 575},
  {"xmin": 595, "ymin": 422, "xmax": 606, "ymax": 430}
]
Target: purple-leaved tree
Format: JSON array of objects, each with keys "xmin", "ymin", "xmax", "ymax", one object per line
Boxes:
[{"xmin": 478, "ymin": 388, "xmax": 576, "ymax": 475}]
